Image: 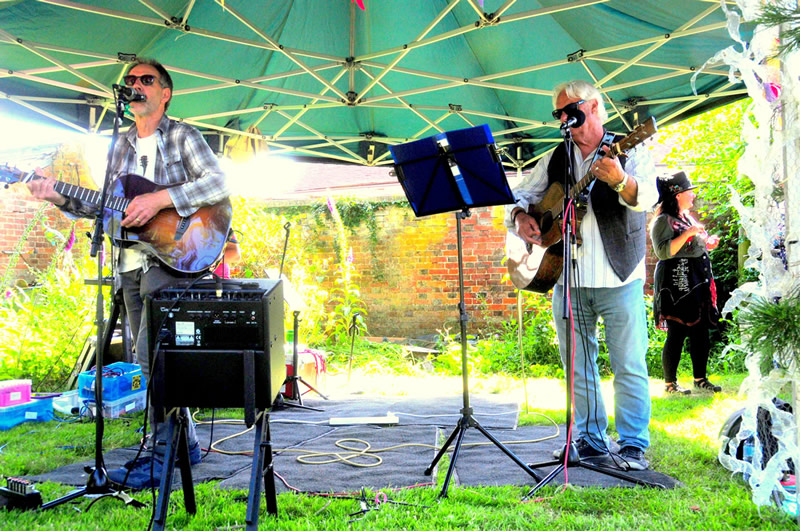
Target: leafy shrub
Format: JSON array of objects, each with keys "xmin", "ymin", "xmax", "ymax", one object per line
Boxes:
[
  {"xmin": 480, "ymin": 292, "xmax": 560, "ymax": 377},
  {"xmin": 0, "ymin": 236, "xmax": 95, "ymax": 391}
]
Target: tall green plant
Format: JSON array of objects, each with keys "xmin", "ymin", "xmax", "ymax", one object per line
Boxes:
[
  {"xmin": 323, "ymin": 197, "xmax": 368, "ymax": 344},
  {"xmin": 230, "ymin": 197, "xmax": 331, "ymax": 345}
]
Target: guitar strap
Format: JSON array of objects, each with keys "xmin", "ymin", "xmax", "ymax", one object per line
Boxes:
[{"xmin": 546, "ymin": 130, "xmax": 624, "ymax": 190}]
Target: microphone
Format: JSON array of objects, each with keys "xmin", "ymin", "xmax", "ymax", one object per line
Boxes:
[
  {"xmin": 112, "ymin": 84, "xmax": 146, "ymax": 102},
  {"xmin": 560, "ymin": 109, "xmax": 586, "ymax": 129}
]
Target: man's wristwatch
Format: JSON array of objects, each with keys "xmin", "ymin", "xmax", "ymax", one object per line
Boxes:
[{"xmin": 612, "ymin": 174, "xmax": 628, "ymax": 193}]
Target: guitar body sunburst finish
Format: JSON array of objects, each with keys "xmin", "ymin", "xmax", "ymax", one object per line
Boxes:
[{"xmin": 105, "ymin": 174, "xmax": 232, "ymax": 274}]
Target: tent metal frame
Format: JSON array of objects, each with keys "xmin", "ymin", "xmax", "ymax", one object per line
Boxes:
[{"xmin": 1, "ymin": 0, "xmax": 746, "ymax": 167}]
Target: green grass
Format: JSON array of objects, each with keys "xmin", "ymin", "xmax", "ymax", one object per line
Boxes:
[{"xmin": 0, "ymin": 372, "xmax": 794, "ymax": 530}]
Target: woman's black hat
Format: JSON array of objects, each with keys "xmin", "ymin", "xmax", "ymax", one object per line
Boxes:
[{"xmin": 656, "ymin": 171, "xmax": 699, "ymax": 202}]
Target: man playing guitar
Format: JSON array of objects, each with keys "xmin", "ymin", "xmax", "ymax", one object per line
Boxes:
[
  {"xmin": 506, "ymin": 80, "xmax": 658, "ymax": 471},
  {"xmin": 27, "ymin": 58, "xmax": 230, "ymax": 489}
]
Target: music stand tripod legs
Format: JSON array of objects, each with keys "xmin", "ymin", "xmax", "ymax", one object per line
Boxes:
[
  {"xmin": 424, "ymin": 211, "xmax": 542, "ymax": 497},
  {"xmin": 153, "ymin": 408, "xmax": 197, "ymax": 530}
]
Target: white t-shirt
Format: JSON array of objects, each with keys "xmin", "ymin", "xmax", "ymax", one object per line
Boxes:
[{"xmin": 118, "ymin": 134, "xmax": 159, "ymax": 273}]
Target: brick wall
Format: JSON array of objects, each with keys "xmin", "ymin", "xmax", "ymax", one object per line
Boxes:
[
  {"xmin": 352, "ymin": 205, "xmax": 515, "ymax": 338},
  {"xmin": 0, "ymin": 144, "xmax": 93, "ymax": 285},
  {"xmin": 285, "ymin": 203, "xmax": 659, "ymax": 338}
]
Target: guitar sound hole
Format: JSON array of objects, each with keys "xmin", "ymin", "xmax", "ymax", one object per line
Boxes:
[{"xmin": 540, "ymin": 213, "xmax": 553, "ymax": 234}]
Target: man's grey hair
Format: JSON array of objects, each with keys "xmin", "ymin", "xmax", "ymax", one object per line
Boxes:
[{"xmin": 552, "ymin": 80, "xmax": 608, "ymax": 123}]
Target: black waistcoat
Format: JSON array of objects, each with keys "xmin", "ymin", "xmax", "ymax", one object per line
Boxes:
[{"xmin": 546, "ymin": 138, "xmax": 646, "ymax": 282}]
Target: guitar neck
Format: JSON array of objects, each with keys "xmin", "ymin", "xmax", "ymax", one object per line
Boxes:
[
  {"xmin": 47, "ymin": 176, "xmax": 130, "ymax": 214},
  {"xmin": 569, "ymin": 170, "xmax": 597, "ymax": 200},
  {"xmin": 549, "ymin": 163, "xmax": 602, "ymax": 219},
  {"xmin": 550, "ymin": 118, "xmax": 656, "ymax": 217}
]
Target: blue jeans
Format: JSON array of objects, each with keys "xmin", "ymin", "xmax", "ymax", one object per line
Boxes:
[{"xmin": 552, "ymin": 280, "xmax": 650, "ymax": 451}]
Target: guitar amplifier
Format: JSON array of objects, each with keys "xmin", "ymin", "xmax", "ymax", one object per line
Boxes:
[{"xmin": 146, "ymin": 278, "xmax": 285, "ymax": 410}]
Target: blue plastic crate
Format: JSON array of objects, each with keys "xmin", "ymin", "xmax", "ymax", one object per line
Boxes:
[
  {"xmin": 0, "ymin": 397, "xmax": 54, "ymax": 430},
  {"xmin": 78, "ymin": 362, "xmax": 146, "ymax": 401}
]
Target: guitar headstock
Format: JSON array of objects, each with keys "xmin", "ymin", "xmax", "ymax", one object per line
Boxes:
[
  {"xmin": 0, "ymin": 165, "xmax": 24, "ymax": 188},
  {"xmin": 616, "ymin": 117, "xmax": 658, "ymax": 153},
  {"xmin": 0, "ymin": 164, "xmax": 34, "ymax": 187}
]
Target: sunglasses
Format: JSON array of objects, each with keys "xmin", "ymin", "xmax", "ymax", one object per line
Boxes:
[
  {"xmin": 552, "ymin": 100, "xmax": 585, "ymax": 120},
  {"xmin": 123, "ymin": 74, "xmax": 158, "ymax": 87}
]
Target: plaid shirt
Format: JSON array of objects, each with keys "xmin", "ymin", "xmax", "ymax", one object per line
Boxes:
[{"xmin": 62, "ymin": 114, "xmax": 229, "ymax": 218}]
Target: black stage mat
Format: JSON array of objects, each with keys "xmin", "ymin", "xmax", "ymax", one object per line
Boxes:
[
  {"xmin": 29, "ymin": 419, "xmax": 438, "ymax": 494},
  {"xmin": 219, "ymin": 424, "xmax": 438, "ymax": 494},
  {"xmin": 28, "ymin": 390, "xmax": 516, "ymax": 491},
  {"xmin": 450, "ymin": 425, "xmax": 681, "ymax": 489},
  {"xmin": 29, "ymin": 399, "xmax": 679, "ymax": 493},
  {"xmin": 28, "ymin": 421, "xmax": 268, "ymax": 489},
  {"xmin": 271, "ymin": 394, "xmax": 519, "ymax": 430}
]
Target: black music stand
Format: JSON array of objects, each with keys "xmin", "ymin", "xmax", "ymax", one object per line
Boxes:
[{"xmin": 390, "ymin": 124, "xmax": 541, "ymax": 497}]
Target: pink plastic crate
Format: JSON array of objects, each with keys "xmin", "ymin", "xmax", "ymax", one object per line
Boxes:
[{"xmin": 0, "ymin": 380, "xmax": 32, "ymax": 407}]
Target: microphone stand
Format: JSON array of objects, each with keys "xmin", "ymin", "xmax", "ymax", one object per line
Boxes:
[
  {"xmin": 42, "ymin": 89, "xmax": 133, "ymax": 509},
  {"xmin": 279, "ymin": 222, "xmax": 290, "ymax": 278},
  {"xmin": 272, "ymin": 221, "xmax": 327, "ymax": 411}
]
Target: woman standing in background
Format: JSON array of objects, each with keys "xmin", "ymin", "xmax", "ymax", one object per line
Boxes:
[{"xmin": 650, "ymin": 171, "xmax": 722, "ymax": 394}]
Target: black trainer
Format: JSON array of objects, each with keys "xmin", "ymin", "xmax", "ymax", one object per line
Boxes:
[
  {"xmin": 694, "ymin": 377, "xmax": 722, "ymax": 392},
  {"xmin": 618, "ymin": 446, "xmax": 649, "ymax": 471},
  {"xmin": 551, "ymin": 438, "xmax": 615, "ymax": 466}
]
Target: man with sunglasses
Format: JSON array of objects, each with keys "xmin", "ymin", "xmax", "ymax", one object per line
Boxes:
[
  {"xmin": 27, "ymin": 58, "xmax": 229, "ymax": 489},
  {"xmin": 506, "ymin": 80, "xmax": 657, "ymax": 471}
]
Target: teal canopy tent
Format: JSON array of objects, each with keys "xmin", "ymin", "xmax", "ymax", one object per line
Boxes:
[{"xmin": 0, "ymin": 0, "xmax": 748, "ymax": 169}]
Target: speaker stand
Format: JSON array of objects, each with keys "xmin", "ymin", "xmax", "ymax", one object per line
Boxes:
[
  {"xmin": 153, "ymin": 409, "xmax": 196, "ymax": 531},
  {"xmin": 276, "ymin": 311, "xmax": 327, "ymax": 412}
]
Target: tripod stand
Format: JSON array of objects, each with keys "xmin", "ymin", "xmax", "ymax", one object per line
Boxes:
[
  {"xmin": 390, "ymin": 124, "xmax": 543, "ymax": 497},
  {"xmin": 424, "ymin": 210, "xmax": 541, "ymax": 497},
  {"xmin": 523, "ymin": 122, "xmax": 661, "ymax": 497},
  {"xmin": 274, "ymin": 310, "xmax": 327, "ymax": 411}
]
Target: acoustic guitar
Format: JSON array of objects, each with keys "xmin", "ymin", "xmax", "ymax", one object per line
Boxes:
[
  {"xmin": 1, "ymin": 166, "xmax": 232, "ymax": 274},
  {"xmin": 507, "ymin": 117, "xmax": 658, "ymax": 293}
]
